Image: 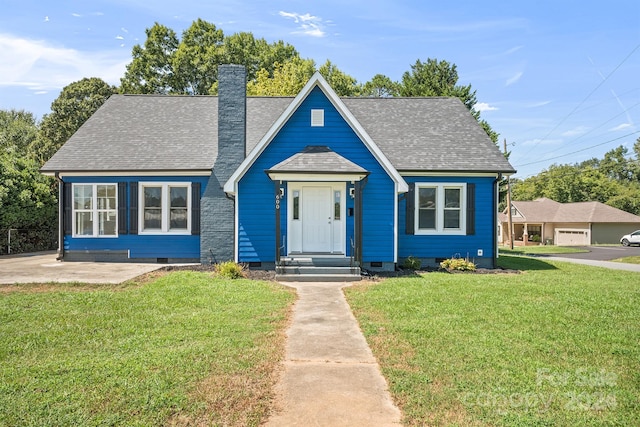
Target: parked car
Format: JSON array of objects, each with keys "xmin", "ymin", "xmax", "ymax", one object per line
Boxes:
[{"xmin": 620, "ymin": 230, "xmax": 640, "ymax": 246}]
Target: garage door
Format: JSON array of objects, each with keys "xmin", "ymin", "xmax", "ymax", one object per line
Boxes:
[{"xmin": 556, "ymin": 230, "xmax": 589, "ymax": 246}]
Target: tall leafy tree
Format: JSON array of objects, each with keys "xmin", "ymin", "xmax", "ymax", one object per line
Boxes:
[
  {"xmin": 120, "ymin": 23, "xmax": 180, "ymax": 94},
  {"xmin": 361, "ymin": 74, "xmax": 400, "ymax": 97},
  {"xmin": 0, "ymin": 110, "xmax": 57, "ymax": 249},
  {"xmin": 0, "ymin": 110, "xmax": 38, "ymax": 156},
  {"xmin": 172, "ymin": 19, "xmax": 225, "ymax": 95},
  {"xmin": 318, "ymin": 60, "xmax": 360, "ymax": 96},
  {"xmin": 32, "ymin": 78, "xmax": 116, "ymax": 165},
  {"xmin": 247, "ymin": 58, "xmax": 316, "ymax": 96}
]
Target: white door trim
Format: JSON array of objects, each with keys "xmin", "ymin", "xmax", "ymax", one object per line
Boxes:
[{"xmin": 287, "ymin": 182, "xmax": 346, "ymax": 255}]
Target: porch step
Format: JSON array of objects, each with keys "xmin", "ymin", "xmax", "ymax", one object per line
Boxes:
[{"xmin": 276, "ymin": 257, "xmax": 361, "ymax": 282}]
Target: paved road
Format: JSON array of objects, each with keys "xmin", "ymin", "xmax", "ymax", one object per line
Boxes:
[{"xmin": 550, "ymin": 245, "xmax": 640, "ymax": 261}]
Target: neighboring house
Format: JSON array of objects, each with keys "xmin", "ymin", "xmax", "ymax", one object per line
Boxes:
[
  {"xmin": 498, "ymin": 197, "xmax": 640, "ymax": 246},
  {"xmin": 41, "ymin": 65, "xmax": 515, "ymax": 270}
]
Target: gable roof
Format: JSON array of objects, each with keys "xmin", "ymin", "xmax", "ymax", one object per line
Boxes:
[
  {"xmin": 224, "ymin": 72, "xmax": 408, "ymax": 194},
  {"xmin": 42, "ymin": 75, "xmax": 516, "ymax": 179},
  {"xmin": 499, "ymin": 198, "xmax": 640, "ymax": 224},
  {"xmin": 266, "ymin": 146, "xmax": 369, "ymax": 174}
]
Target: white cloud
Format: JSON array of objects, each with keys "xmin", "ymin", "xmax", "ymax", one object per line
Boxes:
[
  {"xmin": 116, "ymin": 35, "xmax": 124, "ymax": 40},
  {"xmin": 72, "ymin": 13, "xmax": 82, "ymax": 18},
  {"xmin": 279, "ymin": 11, "xmax": 326, "ymax": 37},
  {"xmin": 473, "ymin": 102, "xmax": 498, "ymax": 112},
  {"xmin": 0, "ymin": 33, "xmax": 128, "ymax": 93},
  {"xmin": 44, "ymin": 16, "xmax": 49, "ymax": 22},
  {"xmin": 609, "ymin": 123, "xmax": 631, "ymax": 131},
  {"xmin": 561, "ymin": 126, "xmax": 589, "ymax": 137},
  {"xmin": 505, "ymin": 71, "xmax": 523, "ymax": 86}
]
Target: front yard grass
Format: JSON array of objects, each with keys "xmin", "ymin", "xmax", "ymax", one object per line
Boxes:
[
  {"xmin": 611, "ymin": 256, "xmax": 640, "ymax": 264},
  {"xmin": 0, "ymin": 271, "xmax": 294, "ymax": 427},
  {"xmin": 346, "ymin": 256, "xmax": 639, "ymax": 426}
]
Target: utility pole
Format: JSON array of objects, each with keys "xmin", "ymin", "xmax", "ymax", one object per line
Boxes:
[{"xmin": 504, "ymin": 139, "xmax": 514, "ymax": 250}]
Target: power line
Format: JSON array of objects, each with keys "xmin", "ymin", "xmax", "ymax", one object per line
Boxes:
[
  {"xmin": 525, "ymin": 100, "xmax": 640, "ymax": 159},
  {"xmin": 519, "ymin": 43, "xmax": 640, "ymax": 159},
  {"xmin": 516, "ymin": 131, "xmax": 640, "ymax": 167}
]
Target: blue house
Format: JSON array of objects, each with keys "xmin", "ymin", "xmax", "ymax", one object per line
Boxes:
[{"xmin": 42, "ymin": 65, "xmax": 515, "ymax": 273}]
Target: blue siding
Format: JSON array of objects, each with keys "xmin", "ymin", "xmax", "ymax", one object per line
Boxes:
[
  {"xmin": 398, "ymin": 175, "xmax": 497, "ymax": 261},
  {"xmin": 63, "ymin": 175, "xmax": 208, "ymax": 259},
  {"xmin": 238, "ymin": 86, "xmax": 395, "ymax": 263}
]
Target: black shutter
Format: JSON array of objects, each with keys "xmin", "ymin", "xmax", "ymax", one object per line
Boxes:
[
  {"xmin": 118, "ymin": 182, "xmax": 128, "ymax": 235},
  {"xmin": 191, "ymin": 182, "xmax": 201, "ymax": 235},
  {"xmin": 405, "ymin": 182, "xmax": 415, "ymax": 235},
  {"xmin": 466, "ymin": 183, "xmax": 475, "ymax": 235},
  {"xmin": 63, "ymin": 182, "xmax": 72, "ymax": 235},
  {"xmin": 129, "ymin": 182, "xmax": 138, "ymax": 235}
]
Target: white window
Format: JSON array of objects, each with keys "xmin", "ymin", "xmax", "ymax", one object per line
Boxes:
[
  {"xmin": 139, "ymin": 183, "xmax": 190, "ymax": 234},
  {"xmin": 72, "ymin": 184, "xmax": 117, "ymax": 237},
  {"xmin": 311, "ymin": 109, "xmax": 324, "ymax": 127},
  {"xmin": 415, "ymin": 183, "xmax": 466, "ymax": 235}
]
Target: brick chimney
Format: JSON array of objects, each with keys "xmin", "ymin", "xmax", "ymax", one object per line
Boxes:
[{"xmin": 200, "ymin": 64, "xmax": 246, "ymax": 263}]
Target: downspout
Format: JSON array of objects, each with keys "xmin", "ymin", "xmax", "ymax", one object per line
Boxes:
[
  {"xmin": 55, "ymin": 173, "xmax": 64, "ymax": 261},
  {"xmin": 493, "ymin": 174, "xmax": 502, "ymax": 268}
]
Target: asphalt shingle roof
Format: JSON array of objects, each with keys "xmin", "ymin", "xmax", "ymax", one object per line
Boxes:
[
  {"xmin": 499, "ymin": 198, "xmax": 640, "ymax": 223},
  {"xmin": 42, "ymin": 93, "xmax": 516, "ymax": 174},
  {"xmin": 267, "ymin": 146, "xmax": 370, "ymax": 174}
]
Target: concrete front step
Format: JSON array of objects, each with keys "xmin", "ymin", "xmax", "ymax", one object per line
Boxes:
[
  {"xmin": 276, "ymin": 272, "xmax": 361, "ymax": 282},
  {"xmin": 276, "ymin": 259, "xmax": 361, "ymax": 282}
]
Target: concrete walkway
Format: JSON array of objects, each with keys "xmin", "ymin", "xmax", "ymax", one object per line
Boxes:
[
  {"xmin": 265, "ymin": 282, "xmax": 402, "ymax": 427},
  {"xmin": 541, "ymin": 256, "xmax": 640, "ymax": 273},
  {"xmin": 0, "ymin": 252, "xmax": 166, "ymax": 284}
]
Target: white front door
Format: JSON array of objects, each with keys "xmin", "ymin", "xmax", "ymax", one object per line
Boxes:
[
  {"xmin": 288, "ymin": 183, "xmax": 346, "ymax": 254},
  {"xmin": 302, "ymin": 186, "xmax": 332, "ymax": 252}
]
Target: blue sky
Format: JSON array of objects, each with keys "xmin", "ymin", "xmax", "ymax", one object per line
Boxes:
[{"xmin": 1, "ymin": 0, "xmax": 639, "ymax": 178}]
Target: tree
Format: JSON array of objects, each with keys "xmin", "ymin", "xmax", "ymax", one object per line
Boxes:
[
  {"xmin": 318, "ymin": 60, "xmax": 360, "ymax": 96},
  {"xmin": 0, "ymin": 110, "xmax": 58, "ymax": 252},
  {"xmin": 120, "ymin": 23, "xmax": 180, "ymax": 94},
  {"xmin": 0, "ymin": 110, "xmax": 38, "ymax": 157},
  {"xmin": 121, "ymin": 20, "xmax": 299, "ymax": 96},
  {"xmin": 32, "ymin": 78, "xmax": 116, "ymax": 165},
  {"xmin": 172, "ymin": 19, "xmax": 225, "ymax": 95},
  {"xmin": 361, "ymin": 74, "xmax": 400, "ymax": 97},
  {"xmin": 247, "ymin": 58, "xmax": 316, "ymax": 96}
]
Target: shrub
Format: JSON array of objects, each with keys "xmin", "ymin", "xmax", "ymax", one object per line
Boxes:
[
  {"xmin": 440, "ymin": 257, "xmax": 476, "ymax": 272},
  {"xmin": 214, "ymin": 261, "xmax": 246, "ymax": 279},
  {"xmin": 402, "ymin": 256, "xmax": 421, "ymax": 270}
]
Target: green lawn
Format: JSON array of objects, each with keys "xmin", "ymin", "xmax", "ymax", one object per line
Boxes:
[
  {"xmin": 612, "ymin": 256, "xmax": 640, "ymax": 265},
  {"xmin": 0, "ymin": 271, "xmax": 294, "ymax": 427},
  {"xmin": 346, "ymin": 256, "xmax": 640, "ymax": 426}
]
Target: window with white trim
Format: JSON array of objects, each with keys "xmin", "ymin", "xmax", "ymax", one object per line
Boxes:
[
  {"xmin": 72, "ymin": 184, "xmax": 117, "ymax": 237},
  {"xmin": 415, "ymin": 183, "xmax": 466, "ymax": 234},
  {"xmin": 311, "ymin": 109, "xmax": 324, "ymax": 127},
  {"xmin": 140, "ymin": 183, "xmax": 190, "ymax": 233}
]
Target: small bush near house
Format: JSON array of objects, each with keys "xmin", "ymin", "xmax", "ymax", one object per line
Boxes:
[
  {"xmin": 440, "ymin": 257, "xmax": 476, "ymax": 271},
  {"xmin": 402, "ymin": 256, "xmax": 421, "ymax": 270},
  {"xmin": 214, "ymin": 261, "xmax": 246, "ymax": 279}
]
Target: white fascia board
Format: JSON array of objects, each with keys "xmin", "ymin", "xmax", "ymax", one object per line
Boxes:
[
  {"xmin": 314, "ymin": 77, "xmax": 408, "ymax": 194},
  {"xmin": 223, "ymin": 71, "xmax": 408, "ymax": 194},
  {"xmin": 223, "ymin": 74, "xmax": 324, "ymax": 195},
  {"xmin": 267, "ymin": 172, "xmax": 369, "ymax": 182}
]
